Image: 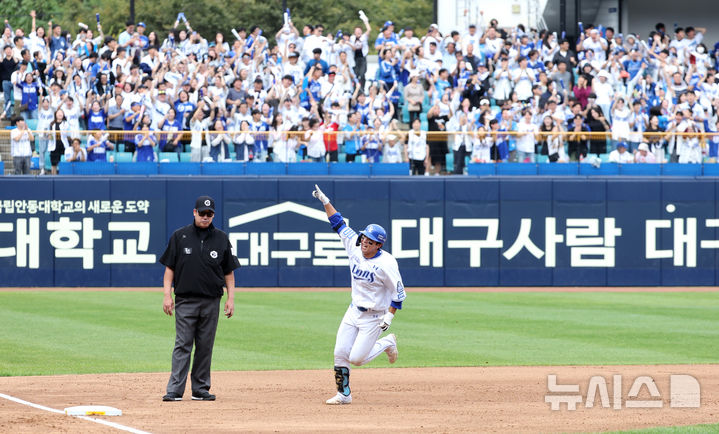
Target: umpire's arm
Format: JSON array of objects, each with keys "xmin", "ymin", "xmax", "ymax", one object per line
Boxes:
[{"xmin": 163, "ymin": 267, "xmax": 175, "ymax": 316}]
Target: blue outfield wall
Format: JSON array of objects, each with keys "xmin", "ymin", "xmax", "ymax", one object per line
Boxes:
[{"xmin": 0, "ymin": 176, "xmax": 717, "ymax": 287}]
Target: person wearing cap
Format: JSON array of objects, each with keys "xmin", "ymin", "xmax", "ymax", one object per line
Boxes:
[
  {"xmin": 160, "ymin": 195, "xmax": 240, "ymax": 402},
  {"xmin": 592, "ymin": 70, "xmax": 614, "ymax": 122},
  {"xmin": 136, "ymin": 22, "xmax": 149, "ymax": 50},
  {"xmin": 634, "ymin": 143, "xmax": 656, "ymax": 163},
  {"xmin": 374, "ymin": 21, "xmax": 398, "ymax": 57},
  {"xmin": 310, "ymin": 185, "xmax": 403, "ymax": 406},
  {"xmin": 608, "ymin": 141, "xmax": 634, "ymax": 163}
]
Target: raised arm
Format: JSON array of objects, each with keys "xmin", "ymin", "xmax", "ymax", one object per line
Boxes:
[{"xmin": 312, "ymin": 184, "xmax": 338, "ymax": 217}]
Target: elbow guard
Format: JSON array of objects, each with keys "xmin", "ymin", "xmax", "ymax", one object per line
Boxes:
[{"xmin": 328, "ymin": 212, "xmax": 345, "ymax": 233}]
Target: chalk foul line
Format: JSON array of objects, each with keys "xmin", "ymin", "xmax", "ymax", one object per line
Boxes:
[{"xmin": 0, "ymin": 392, "xmax": 151, "ymax": 434}]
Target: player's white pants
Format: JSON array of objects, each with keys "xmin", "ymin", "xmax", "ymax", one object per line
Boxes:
[{"xmin": 334, "ymin": 304, "xmax": 395, "ymax": 368}]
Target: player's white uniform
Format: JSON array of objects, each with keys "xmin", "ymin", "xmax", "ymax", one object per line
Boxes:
[{"xmin": 332, "ymin": 223, "xmax": 406, "ymax": 369}]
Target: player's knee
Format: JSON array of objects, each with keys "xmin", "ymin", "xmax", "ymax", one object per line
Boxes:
[
  {"xmin": 334, "ymin": 346, "xmax": 350, "ymax": 359},
  {"xmin": 348, "ymin": 355, "xmax": 365, "ymax": 366}
]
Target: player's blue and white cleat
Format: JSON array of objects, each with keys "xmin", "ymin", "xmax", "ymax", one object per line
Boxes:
[
  {"xmin": 385, "ymin": 333, "xmax": 398, "ymax": 364},
  {"xmin": 326, "ymin": 392, "xmax": 352, "ymax": 405}
]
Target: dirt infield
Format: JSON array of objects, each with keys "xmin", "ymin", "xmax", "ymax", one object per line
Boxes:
[{"xmin": 0, "ymin": 365, "xmax": 717, "ymax": 433}]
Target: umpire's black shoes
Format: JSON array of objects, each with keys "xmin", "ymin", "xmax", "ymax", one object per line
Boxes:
[
  {"xmin": 191, "ymin": 392, "xmax": 216, "ymax": 401},
  {"xmin": 162, "ymin": 393, "xmax": 182, "ymax": 401}
]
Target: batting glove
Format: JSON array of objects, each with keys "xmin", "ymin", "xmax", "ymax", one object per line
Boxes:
[
  {"xmin": 379, "ymin": 311, "xmax": 394, "ymax": 331},
  {"xmin": 312, "ymin": 184, "xmax": 330, "ymax": 205}
]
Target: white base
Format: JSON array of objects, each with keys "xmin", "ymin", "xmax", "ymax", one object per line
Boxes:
[{"xmin": 64, "ymin": 405, "xmax": 122, "ymax": 416}]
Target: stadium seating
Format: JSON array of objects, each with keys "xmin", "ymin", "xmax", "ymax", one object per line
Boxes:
[
  {"xmin": 158, "ymin": 152, "xmax": 180, "ymax": 162},
  {"xmin": 115, "ymin": 152, "xmax": 133, "ymax": 163}
]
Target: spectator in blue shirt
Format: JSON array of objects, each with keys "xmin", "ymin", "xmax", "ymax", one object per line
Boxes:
[
  {"xmin": 85, "ymin": 98, "xmax": 107, "ymax": 131},
  {"xmin": 304, "ymin": 48, "xmax": 329, "ymax": 75},
  {"xmin": 159, "ymin": 108, "xmax": 183, "ymax": 154},
  {"xmin": 174, "ymin": 89, "xmax": 196, "ymax": 129},
  {"xmin": 49, "ymin": 24, "xmax": 69, "ymax": 59},
  {"xmin": 622, "ymin": 50, "xmax": 646, "ymax": 80},
  {"xmin": 374, "ymin": 21, "xmax": 399, "ymax": 57},
  {"xmin": 342, "ymin": 111, "xmax": 364, "ymax": 162},
  {"xmin": 19, "ymin": 72, "xmax": 40, "ymax": 120},
  {"xmin": 377, "ymin": 48, "xmax": 398, "ymax": 91}
]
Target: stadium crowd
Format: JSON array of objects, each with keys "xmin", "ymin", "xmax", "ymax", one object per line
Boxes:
[{"xmin": 2, "ymin": 9, "xmax": 719, "ymax": 175}]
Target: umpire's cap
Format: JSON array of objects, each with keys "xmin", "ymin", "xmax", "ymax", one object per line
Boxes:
[
  {"xmin": 195, "ymin": 196, "xmax": 215, "ymax": 213},
  {"xmin": 357, "ymin": 224, "xmax": 387, "ymax": 245}
]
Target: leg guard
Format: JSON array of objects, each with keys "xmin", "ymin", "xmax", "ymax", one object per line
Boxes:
[{"xmin": 333, "ymin": 366, "xmax": 350, "ymax": 396}]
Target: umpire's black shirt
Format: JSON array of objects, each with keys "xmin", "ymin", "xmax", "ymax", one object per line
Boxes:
[{"xmin": 160, "ymin": 222, "xmax": 240, "ymax": 298}]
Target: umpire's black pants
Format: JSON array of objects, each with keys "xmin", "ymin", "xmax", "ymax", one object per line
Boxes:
[{"xmin": 166, "ymin": 296, "xmax": 221, "ymax": 396}]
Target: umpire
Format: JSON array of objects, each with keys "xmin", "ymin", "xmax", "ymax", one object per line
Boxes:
[{"xmin": 160, "ymin": 195, "xmax": 240, "ymax": 402}]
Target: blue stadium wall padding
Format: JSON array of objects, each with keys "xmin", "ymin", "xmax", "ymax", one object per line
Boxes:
[
  {"xmin": 286, "ymin": 162, "xmax": 328, "ymax": 176},
  {"xmin": 467, "ymin": 164, "xmax": 496, "ymax": 176},
  {"xmin": 619, "ymin": 164, "xmax": 661, "ymax": 176},
  {"xmin": 579, "ymin": 162, "xmax": 619, "ymax": 175},
  {"xmin": 1, "ymin": 176, "xmax": 718, "ymax": 287},
  {"xmin": 245, "ymin": 162, "xmax": 286, "ymax": 175},
  {"xmin": 202, "ymin": 162, "xmax": 246, "ymax": 176},
  {"xmin": 116, "ymin": 162, "xmax": 158, "ymax": 175},
  {"xmin": 371, "ymin": 163, "xmax": 410, "ymax": 176},
  {"xmin": 661, "ymin": 163, "xmax": 702, "ymax": 177},
  {"xmin": 329, "ymin": 163, "xmax": 370, "ymax": 176},
  {"xmin": 159, "ymin": 162, "xmax": 202, "ymax": 175},
  {"xmin": 537, "ymin": 163, "xmax": 579, "ymax": 176},
  {"xmin": 702, "ymin": 164, "xmax": 719, "ymax": 176},
  {"xmin": 496, "ymin": 163, "xmax": 538, "ymax": 176}
]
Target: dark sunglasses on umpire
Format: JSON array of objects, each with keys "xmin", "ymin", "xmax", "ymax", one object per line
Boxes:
[{"xmin": 198, "ymin": 210, "xmax": 214, "ymax": 217}]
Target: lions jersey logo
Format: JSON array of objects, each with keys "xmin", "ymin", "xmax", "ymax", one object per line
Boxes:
[
  {"xmin": 351, "ymin": 264, "xmax": 375, "ymax": 283},
  {"xmin": 210, "ymin": 250, "xmax": 218, "ymax": 259}
]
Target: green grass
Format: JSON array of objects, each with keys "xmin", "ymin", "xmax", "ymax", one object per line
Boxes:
[
  {"xmin": 0, "ymin": 291, "xmax": 717, "ymax": 376},
  {"xmin": 611, "ymin": 423, "xmax": 719, "ymax": 433}
]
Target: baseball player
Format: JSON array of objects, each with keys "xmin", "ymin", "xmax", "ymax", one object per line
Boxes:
[{"xmin": 312, "ymin": 184, "xmax": 406, "ymax": 405}]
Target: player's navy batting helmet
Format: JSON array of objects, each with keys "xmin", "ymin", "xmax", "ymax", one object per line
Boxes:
[{"xmin": 358, "ymin": 224, "xmax": 387, "ymax": 244}]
